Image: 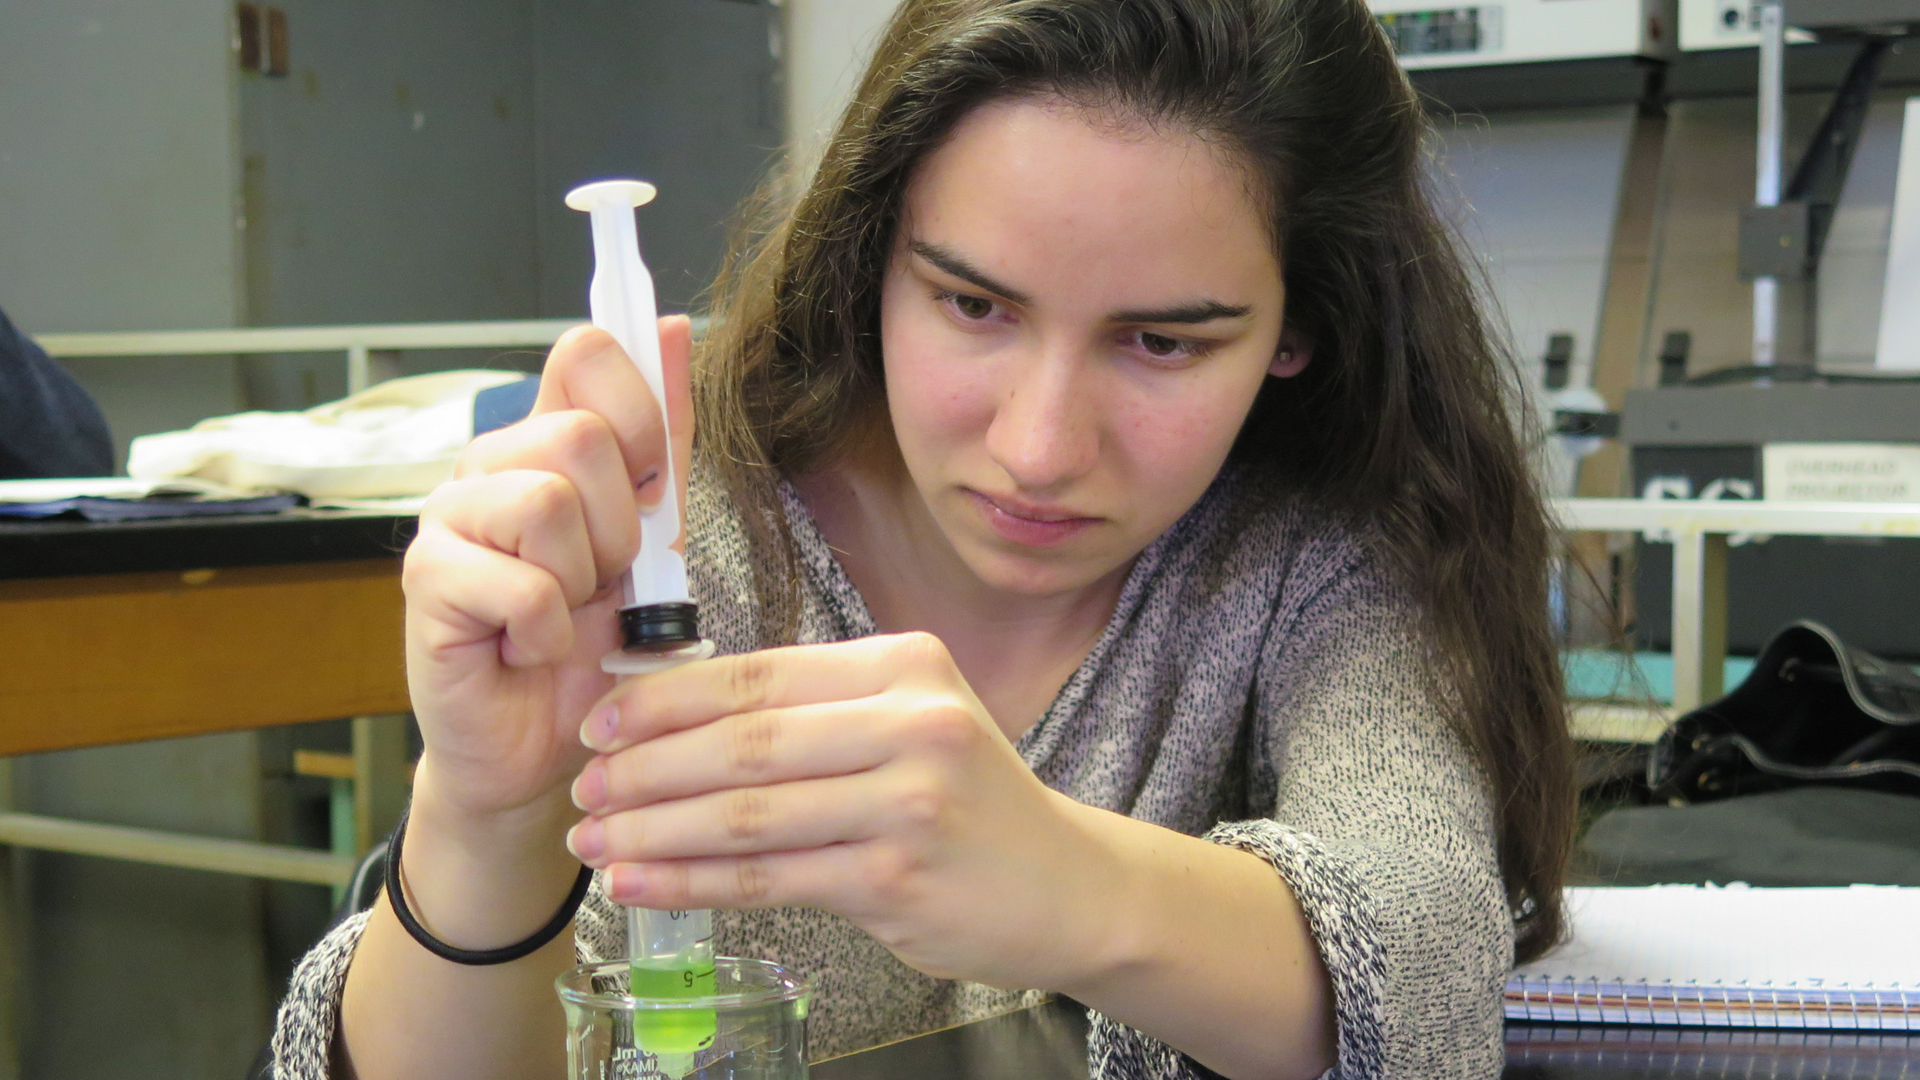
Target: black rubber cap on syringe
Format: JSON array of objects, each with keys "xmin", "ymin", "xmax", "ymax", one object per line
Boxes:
[{"xmin": 618, "ymin": 602, "xmax": 701, "ymax": 652}]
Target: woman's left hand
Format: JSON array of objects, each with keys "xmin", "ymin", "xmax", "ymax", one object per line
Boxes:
[{"xmin": 563, "ymin": 631, "xmax": 1126, "ymax": 990}]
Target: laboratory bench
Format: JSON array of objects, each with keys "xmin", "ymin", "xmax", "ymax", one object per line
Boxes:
[
  {"xmin": 0, "ymin": 507, "xmax": 419, "ymax": 885},
  {"xmin": 8, "ymin": 501, "xmax": 1920, "ymax": 1080},
  {"xmin": 0, "ymin": 504, "xmax": 414, "ymax": 581},
  {"xmin": 813, "ymin": 999, "xmax": 1920, "ymax": 1080},
  {"xmin": 0, "ymin": 507, "xmax": 415, "ymax": 752},
  {"xmin": 4, "ymin": 497, "xmax": 1917, "ymax": 883}
]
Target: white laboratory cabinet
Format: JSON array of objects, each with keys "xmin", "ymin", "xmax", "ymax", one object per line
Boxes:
[
  {"xmin": 1367, "ymin": 0, "xmax": 1678, "ymax": 68},
  {"xmin": 1677, "ymin": 0, "xmax": 1814, "ymax": 51}
]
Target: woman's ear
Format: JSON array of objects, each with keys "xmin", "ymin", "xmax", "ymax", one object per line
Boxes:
[{"xmin": 1268, "ymin": 329, "xmax": 1312, "ymax": 378}]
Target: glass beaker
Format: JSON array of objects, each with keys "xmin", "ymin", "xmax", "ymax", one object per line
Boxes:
[{"xmin": 557, "ymin": 957, "xmax": 811, "ymax": 1080}]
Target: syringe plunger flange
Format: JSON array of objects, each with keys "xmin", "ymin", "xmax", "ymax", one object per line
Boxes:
[{"xmin": 620, "ymin": 601, "xmax": 700, "ymax": 652}]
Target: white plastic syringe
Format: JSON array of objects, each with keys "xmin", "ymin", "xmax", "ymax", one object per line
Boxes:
[
  {"xmin": 564, "ymin": 178, "xmax": 715, "ymax": 677},
  {"xmin": 566, "ymin": 179, "xmax": 718, "ymax": 1078}
]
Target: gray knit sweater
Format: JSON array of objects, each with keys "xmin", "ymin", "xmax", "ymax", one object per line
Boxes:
[{"xmin": 271, "ymin": 463, "xmax": 1511, "ymax": 1079}]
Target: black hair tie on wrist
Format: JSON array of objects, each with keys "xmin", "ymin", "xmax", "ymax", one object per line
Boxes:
[{"xmin": 384, "ymin": 803, "xmax": 594, "ymax": 965}]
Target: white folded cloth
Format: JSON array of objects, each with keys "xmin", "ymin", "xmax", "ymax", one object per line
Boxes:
[{"xmin": 129, "ymin": 370, "xmax": 525, "ymax": 500}]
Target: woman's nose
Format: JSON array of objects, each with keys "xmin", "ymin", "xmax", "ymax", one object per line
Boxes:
[{"xmin": 983, "ymin": 350, "xmax": 1100, "ymax": 492}]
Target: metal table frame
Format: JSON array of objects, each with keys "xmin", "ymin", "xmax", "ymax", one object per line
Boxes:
[{"xmin": 1554, "ymin": 498, "xmax": 1920, "ymax": 732}]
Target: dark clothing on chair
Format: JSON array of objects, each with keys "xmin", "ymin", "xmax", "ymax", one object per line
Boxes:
[{"xmin": 0, "ymin": 305, "xmax": 113, "ymax": 479}]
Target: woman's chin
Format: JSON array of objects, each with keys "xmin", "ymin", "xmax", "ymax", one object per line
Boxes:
[{"xmin": 957, "ymin": 544, "xmax": 1121, "ymax": 600}]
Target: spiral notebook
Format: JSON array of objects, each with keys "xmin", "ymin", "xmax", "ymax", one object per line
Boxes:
[{"xmin": 1505, "ymin": 885, "xmax": 1920, "ymax": 1030}]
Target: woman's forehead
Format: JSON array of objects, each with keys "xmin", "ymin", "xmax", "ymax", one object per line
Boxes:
[{"xmin": 898, "ymin": 97, "xmax": 1281, "ymax": 313}]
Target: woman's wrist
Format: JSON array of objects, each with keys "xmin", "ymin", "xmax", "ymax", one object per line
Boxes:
[
  {"xmin": 396, "ymin": 757, "xmax": 584, "ymax": 952},
  {"xmin": 1041, "ymin": 799, "xmax": 1336, "ymax": 1079},
  {"xmin": 1040, "ymin": 794, "xmax": 1164, "ymax": 1000},
  {"xmin": 410, "ymin": 754, "xmax": 578, "ymax": 855},
  {"xmin": 1043, "ymin": 799, "xmax": 1299, "ymax": 997}
]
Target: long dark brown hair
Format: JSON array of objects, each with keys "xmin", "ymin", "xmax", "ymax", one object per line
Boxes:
[{"xmin": 694, "ymin": 0, "xmax": 1574, "ymax": 963}]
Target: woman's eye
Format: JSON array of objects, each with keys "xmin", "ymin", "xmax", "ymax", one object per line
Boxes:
[
  {"xmin": 1140, "ymin": 332, "xmax": 1182, "ymax": 356},
  {"xmin": 1128, "ymin": 330, "xmax": 1213, "ymax": 364},
  {"xmin": 936, "ymin": 290, "xmax": 997, "ymax": 321}
]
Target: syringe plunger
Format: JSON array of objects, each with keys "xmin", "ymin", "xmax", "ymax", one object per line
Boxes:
[{"xmin": 564, "ymin": 179, "xmax": 707, "ymax": 666}]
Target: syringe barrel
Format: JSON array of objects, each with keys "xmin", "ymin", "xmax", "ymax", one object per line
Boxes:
[{"xmin": 629, "ymin": 906, "xmax": 714, "ymax": 962}]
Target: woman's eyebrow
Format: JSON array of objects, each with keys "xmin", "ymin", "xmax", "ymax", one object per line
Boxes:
[
  {"xmin": 909, "ymin": 238, "xmax": 1251, "ymax": 324},
  {"xmin": 1108, "ymin": 300, "xmax": 1253, "ymax": 325},
  {"xmin": 908, "ymin": 240, "xmax": 1033, "ymax": 305}
]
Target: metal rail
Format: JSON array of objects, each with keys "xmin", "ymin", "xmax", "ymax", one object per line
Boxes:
[
  {"xmin": 35, "ymin": 318, "xmax": 583, "ymax": 394},
  {"xmin": 0, "ymin": 812, "xmax": 352, "ymax": 886}
]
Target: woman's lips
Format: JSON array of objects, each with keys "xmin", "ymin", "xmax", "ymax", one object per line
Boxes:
[{"xmin": 967, "ymin": 490, "xmax": 1101, "ymax": 547}]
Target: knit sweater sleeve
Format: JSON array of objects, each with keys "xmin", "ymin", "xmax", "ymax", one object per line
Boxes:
[
  {"xmin": 1090, "ymin": 550, "xmax": 1510, "ymax": 1080},
  {"xmin": 268, "ymin": 877, "xmax": 631, "ymax": 1079},
  {"xmin": 268, "ymin": 910, "xmax": 369, "ymax": 1080}
]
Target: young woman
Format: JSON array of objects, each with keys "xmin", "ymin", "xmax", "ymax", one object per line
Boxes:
[{"xmin": 274, "ymin": 1, "xmax": 1574, "ymax": 1077}]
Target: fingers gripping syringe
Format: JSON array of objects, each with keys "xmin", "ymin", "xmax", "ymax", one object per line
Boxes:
[{"xmin": 567, "ymin": 180, "xmax": 718, "ymax": 1078}]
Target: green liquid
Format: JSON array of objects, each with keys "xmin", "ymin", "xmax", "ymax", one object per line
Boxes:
[{"xmin": 629, "ymin": 958, "xmax": 718, "ymax": 1058}]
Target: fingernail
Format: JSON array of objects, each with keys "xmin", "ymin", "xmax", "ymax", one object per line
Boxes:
[
  {"xmin": 566, "ymin": 819, "xmax": 606, "ymax": 864},
  {"xmin": 571, "ymin": 761, "xmax": 606, "ymax": 812},
  {"xmin": 581, "ymin": 703, "xmax": 620, "ymax": 751},
  {"xmin": 607, "ymin": 863, "xmax": 645, "ymax": 904}
]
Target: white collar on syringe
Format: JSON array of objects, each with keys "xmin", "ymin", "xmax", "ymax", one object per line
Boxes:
[{"xmin": 600, "ymin": 601, "xmax": 715, "ymax": 674}]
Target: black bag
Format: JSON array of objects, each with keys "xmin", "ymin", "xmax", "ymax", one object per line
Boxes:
[{"xmin": 1649, "ymin": 620, "xmax": 1920, "ymax": 803}]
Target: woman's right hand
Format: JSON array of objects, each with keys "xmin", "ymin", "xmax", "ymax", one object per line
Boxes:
[
  {"xmin": 400, "ymin": 316, "xmax": 696, "ymax": 823},
  {"xmin": 340, "ymin": 320, "xmax": 695, "ymax": 1080}
]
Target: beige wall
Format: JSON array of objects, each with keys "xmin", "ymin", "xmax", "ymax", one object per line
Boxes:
[
  {"xmin": 783, "ymin": 0, "xmax": 903, "ymax": 174},
  {"xmin": 0, "ymin": 0, "xmax": 246, "ymax": 470}
]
